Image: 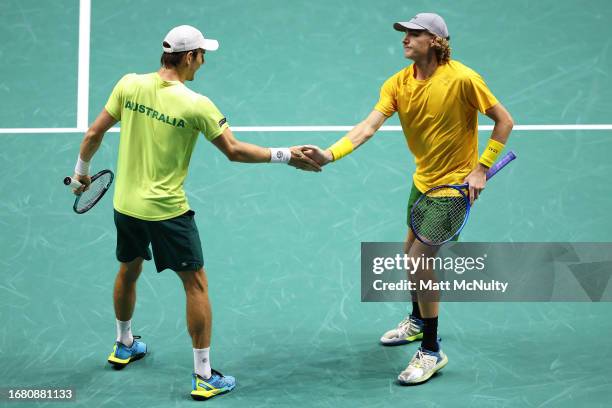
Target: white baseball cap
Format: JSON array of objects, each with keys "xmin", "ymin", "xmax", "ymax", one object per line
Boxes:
[
  {"xmin": 162, "ymin": 25, "xmax": 219, "ymax": 53},
  {"xmin": 394, "ymin": 13, "xmax": 450, "ymax": 40}
]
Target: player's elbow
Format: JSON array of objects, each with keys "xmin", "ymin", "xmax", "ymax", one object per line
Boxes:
[
  {"xmin": 503, "ymin": 112, "xmax": 514, "ymax": 129},
  {"xmin": 225, "ymin": 147, "xmax": 240, "ymax": 162},
  {"xmin": 219, "ymin": 138, "xmax": 241, "ymax": 162},
  {"xmin": 498, "ymin": 110, "xmax": 514, "ymax": 130},
  {"xmin": 227, "ymin": 153, "xmax": 242, "ymax": 162},
  {"xmin": 225, "ymin": 145, "xmax": 245, "ymax": 162}
]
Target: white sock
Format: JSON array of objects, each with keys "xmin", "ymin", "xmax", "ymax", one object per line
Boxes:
[
  {"xmin": 193, "ymin": 347, "xmax": 211, "ymax": 379},
  {"xmin": 116, "ymin": 319, "xmax": 134, "ymax": 346}
]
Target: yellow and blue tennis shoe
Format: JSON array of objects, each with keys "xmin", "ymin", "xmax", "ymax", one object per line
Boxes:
[
  {"xmin": 191, "ymin": 369, "xmax": 236, "ymax": 400},
  {"xmin": 107, "ymin": 335, "xmax": 147, "ymax": 369}
]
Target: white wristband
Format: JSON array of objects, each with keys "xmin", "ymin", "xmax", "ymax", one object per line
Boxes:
[
  {"xmin": 269, "ymin": 147, "xmax": 291, "ymax": 164},
  {"xmin": 75, "ymin": 156, "xmax": 90, "ymax": 176}
]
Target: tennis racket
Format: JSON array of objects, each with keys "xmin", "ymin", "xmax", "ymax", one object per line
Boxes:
[
  {"xmin": 63, "ymin": 169, "xmax": 114, "ymax": 214},
  {"xmin": 410, "ymin": 151, "xmax": 516, "ymax": 246}
]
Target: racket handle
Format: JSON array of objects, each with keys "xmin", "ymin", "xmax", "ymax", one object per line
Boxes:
[
  {"xmin": 486, "ymin": 151, "xmax": 516, "ymax": 180},
  {"xmin": 63, "ymin": 176, "xmax": 82, "ymax": 189}
]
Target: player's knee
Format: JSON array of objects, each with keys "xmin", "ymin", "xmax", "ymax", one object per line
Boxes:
[
  {"xmin": 404, "ymin": 230, "xmax": 417, "ymax": 254},
  {"xmin": 119, "ymin": 259, "xmax": 144, "ymax": 281},
  {"xmin": 184, "ymin": 280, "xmax": 208, "ymax": 297},
  {"xmin": 178, "ymin": 268, "xmax": 208, "ymax": 294}
]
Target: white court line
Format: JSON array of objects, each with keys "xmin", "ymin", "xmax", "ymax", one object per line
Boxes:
[
  {"xmin": 76, "ymin": 0, "xmax": 91, "ymax": 130},
  {"xmin": 228, "ymin": 124, "xmax": 612, "ymax": 132},
  {"xmin": 1, "ymin": 124, "xmax": 612, "ymax": 134},
  {"xmin": 10, "ymin": 0, "xmax": 610, "ymax": 136}
]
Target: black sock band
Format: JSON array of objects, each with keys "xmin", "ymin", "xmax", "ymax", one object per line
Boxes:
[
  {"xmin": 421, "ymin": 317, "xmax": 439, "ymax": 352},
  {"xmin": 411, "ymin": 301, "xmax": 422, "ymax": 319}
]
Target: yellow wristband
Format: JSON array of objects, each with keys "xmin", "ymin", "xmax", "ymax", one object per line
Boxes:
[
  {"xmin": 328, "ymin": 136, "xmax": 354, "ymax": 161},
  {"xmin": 479, "ymin": 139, "xmax": 505, "ymax": 167}
]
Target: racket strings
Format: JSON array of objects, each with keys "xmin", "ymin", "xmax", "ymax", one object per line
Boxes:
[
  {"xmin": 412, "ymin": 187, "xmax": 468, "ymax": 245},
  {"xmin": 76, "ymin": 172, "xmax": 112, "ymax": 212}
]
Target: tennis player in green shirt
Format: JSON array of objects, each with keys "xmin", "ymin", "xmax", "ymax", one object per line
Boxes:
[{"xmin": 70, "ymin": 25, "xmax": 320, "ymax": 401}]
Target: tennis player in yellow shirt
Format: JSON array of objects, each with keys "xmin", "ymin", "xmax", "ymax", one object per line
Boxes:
[
  {"xmin": 71, "ymin": 25, "xmax": 320, "ymax": 400},
  {"xmin": 305, "ymin": 13, "xmax": 514, "ymax": 384}
]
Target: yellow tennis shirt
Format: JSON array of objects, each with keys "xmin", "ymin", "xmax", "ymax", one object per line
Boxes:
[
  {"xmin": 105, "ymin": 72, "xmax": 229, "ymax": 221},
  {"xmin": 374, "ymin": 60, "xmax": 499, "ymax": 192}
]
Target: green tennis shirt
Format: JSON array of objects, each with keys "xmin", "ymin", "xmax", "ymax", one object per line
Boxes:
[{"xmin": 105, "ymin": 72, "xmax": 228, "ymax": 221}]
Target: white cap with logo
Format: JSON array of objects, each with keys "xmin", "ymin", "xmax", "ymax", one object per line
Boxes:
[
  {"xmin": 393, "ymin": 13, "xmax": 450, "ymax": 40},
  {"xmin": 162, "ymin": 25, "xmax": 219, "ymax": 53}
]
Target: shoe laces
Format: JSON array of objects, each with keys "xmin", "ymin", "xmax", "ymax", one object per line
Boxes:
[
  {"xmin": 397, "ymin": 316, "xmax": 421, "ymax": 337},
  {"xmin": 126, "ymin": 335, "xmax": 141, "ymax": 348},
  {"xmin": 208, "ymin": 370, "xmax": 229, "ymax": 383},
  {"xmin": 397, "ymin": 316, "xmax": 411, "ymax": 328},
  {"xmin": 410, "ymin": 350, "xmax": 437, "ymax": 371},
  {"xmin": 118, "ymin": 335, "xmax": 141, "ymax": 348}
]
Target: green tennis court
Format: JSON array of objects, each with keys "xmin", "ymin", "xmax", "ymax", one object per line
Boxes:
[{"xmin": 1, "ymin": 0, "xmax": 612, "ymax": 406}]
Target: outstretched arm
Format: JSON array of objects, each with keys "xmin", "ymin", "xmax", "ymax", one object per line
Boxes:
[
  {"xmin": 211, "ymin": 127, "xmax": 322, "ymax": 172},
  {"xmin": 303, "ymin": 110, "xmax": 388, "ymax": 165}
]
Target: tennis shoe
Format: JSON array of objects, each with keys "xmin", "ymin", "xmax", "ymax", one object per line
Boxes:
[
  {"xmin": 380, "ymin": 315, "xmax": 424, "ymax": 346},
  {"xmin": 107, "ymin": 335, "xmax": 147, "ymax": 368},
  {"xmin": 397, "ymin": 347, "xmax": 448, "ymax": 385},
  {"xmin": 191, "ymin": 369, "xmax": 236, "ymax": 400}
]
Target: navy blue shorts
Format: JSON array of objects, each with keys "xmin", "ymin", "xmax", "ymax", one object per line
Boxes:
[{"xmin": 114, "ymin": 209, "xmax": 204, "ymax": 272}]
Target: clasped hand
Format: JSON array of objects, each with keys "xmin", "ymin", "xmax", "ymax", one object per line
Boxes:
[{"xmin": 288, "ymin": 145, "xmax": 332, "ymax": 172}]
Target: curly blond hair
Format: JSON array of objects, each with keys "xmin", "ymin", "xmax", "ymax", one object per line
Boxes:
[{"xmin": 432, "ymin": 36, "xmax": 451, "ymax": 65}]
